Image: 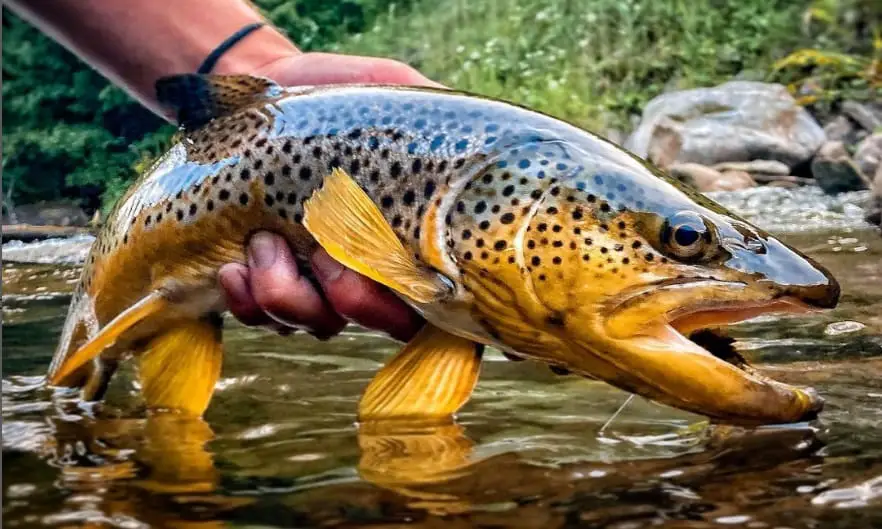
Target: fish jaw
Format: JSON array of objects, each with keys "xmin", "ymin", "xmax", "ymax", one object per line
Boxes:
[{"xmin": 556, "ymin": 275, "xmax": 830, "ymax": 425}]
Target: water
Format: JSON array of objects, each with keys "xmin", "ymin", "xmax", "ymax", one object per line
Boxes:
[{"xmin": 3, "ymin": 187, "xmax": 882, "ymax": 528}]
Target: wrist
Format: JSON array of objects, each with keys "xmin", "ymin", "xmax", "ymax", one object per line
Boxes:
[{"xmin": 208, "ymin": 23, "xmax": 300, "ymax": 78}]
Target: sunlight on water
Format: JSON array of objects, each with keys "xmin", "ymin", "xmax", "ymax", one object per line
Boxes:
[{"xmin": 3, "ymin": 187, "xmax": 882, "ymax": 528}]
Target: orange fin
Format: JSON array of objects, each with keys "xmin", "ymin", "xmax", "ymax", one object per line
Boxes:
[
  {"xmin": 138, "ymin": 315, "xmax": 223, "ymax": 416},
  {"xmin": 155, "ymin": 73, "xmax": 281, "ymax": 129},
  {"xmin": 303, "ymin": 167, "xmax": 451, "ymax": 304},
  {"xmin": 47, "ymin": 292, "xmax": 167, "ymax": 386},
  {"xmin": 358, "ymin": 325, "xmax": 483, "ymax": 420}
]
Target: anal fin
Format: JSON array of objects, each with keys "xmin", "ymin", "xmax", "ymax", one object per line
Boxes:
[
  {"xmin": 358, "ymin": 325, "xmax": 483, "ymax": 421},
  {"xmin": 303, "ymin": 168, "xmax": 451, "ymax": 304},
  {"xmin": 138, "ymin": 315, "xmax": 223, "ymax": 416},
  {"xmin": 48, "ymin": 292, "xmax": 168, "ymax": 386}
]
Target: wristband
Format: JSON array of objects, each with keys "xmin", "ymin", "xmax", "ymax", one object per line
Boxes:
[{"xmin": 197, "ymin": 22, "xmax": 266, "ymax": 74}]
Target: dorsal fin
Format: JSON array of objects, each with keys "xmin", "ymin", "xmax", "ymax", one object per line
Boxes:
[{"xmin": 155, "ymin": 74, "xmax": 282, "ymax": 129}]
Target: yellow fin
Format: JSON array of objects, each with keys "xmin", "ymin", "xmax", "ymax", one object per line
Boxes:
[
  {"xmin": 48, "ymin": 293, "xmax": 167, "ymax": 386},
  {"xmin": 358, "ymin": 325, "xmax": 483, "ymax": 420},
  {"xmin": 303, "ymin": 167, "xmax": 451, "ymax": 304},
  {"xmin": 138, "ymin": 316, "xmax": 223, "ymax": 416}
]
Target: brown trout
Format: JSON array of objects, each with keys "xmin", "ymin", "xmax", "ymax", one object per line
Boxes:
[{"xmin": 47, "ymin": 74, "xmax": 839, "ymax": 425}]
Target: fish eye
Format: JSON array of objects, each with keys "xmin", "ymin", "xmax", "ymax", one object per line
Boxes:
[{"xmin": 661, "ymin": 211, "xmax": 710, "ymax": 261}]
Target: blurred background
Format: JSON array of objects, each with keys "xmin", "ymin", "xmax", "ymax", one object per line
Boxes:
[{"xmin": 2, "ymin": 0, "xmax": 880, "ymax": 221}]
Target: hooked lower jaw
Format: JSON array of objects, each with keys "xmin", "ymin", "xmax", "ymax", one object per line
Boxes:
[{"xmin": 585, "ymin": 297, "xmax": 825, "ymax": 426}]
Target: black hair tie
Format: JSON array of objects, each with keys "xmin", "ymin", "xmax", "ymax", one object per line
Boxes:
[{"xmin": 197, "ymin": 22, "xmax": 266, "ymax": 74}]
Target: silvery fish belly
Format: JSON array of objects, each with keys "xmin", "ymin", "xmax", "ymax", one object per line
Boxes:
[{"xmin": 47, "ymin": 74, "xmax": 840, "ymax": 425}]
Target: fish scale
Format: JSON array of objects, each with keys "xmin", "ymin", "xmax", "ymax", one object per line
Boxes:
[{"xmin": 48, "ymin": 73, "xmax": 839, "ymax": 426}]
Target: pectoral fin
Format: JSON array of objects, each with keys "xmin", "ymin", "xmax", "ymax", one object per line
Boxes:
[
  {"xmin": 302, "ymin": 168, "xmax": 451, "ymax": 304},
  {"xmin": 48, "ymin": 292, "xmax": 168, "ymax": 386},
  {"xmin": 358, "ymin": 325, "xmax": 483, "ymax": 420},
  {"xmin": 138, "ymin": 315, "xmax": 223, "ymax": 416}
]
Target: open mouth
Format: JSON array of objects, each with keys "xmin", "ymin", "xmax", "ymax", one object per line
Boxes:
[
  {"xmin": 594, "ymin": 295, "xmax": 825, "ymax": 425},
  {"xmin": 668, "ymin": 298, "xmax": 815, "ymax": 375}
]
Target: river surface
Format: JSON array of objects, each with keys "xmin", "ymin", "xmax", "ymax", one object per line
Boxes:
[{"xmin": 3, "ymin": 187, "xmax": 882, "ymax": 528}]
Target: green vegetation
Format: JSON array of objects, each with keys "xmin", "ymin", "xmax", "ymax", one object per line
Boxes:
[{"xmin": 2, "ymin": 0, "xmax": 879, "ymax": 215}]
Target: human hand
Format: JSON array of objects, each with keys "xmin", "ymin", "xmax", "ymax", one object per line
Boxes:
[{"xmin": 218, "ymin": 52, "xmax": 440, "ymax": 342}]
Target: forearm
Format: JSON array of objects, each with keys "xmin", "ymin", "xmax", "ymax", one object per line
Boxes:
[{"xmin": 7, "ymin": 0, "xmax": 298, "ymax": 119}]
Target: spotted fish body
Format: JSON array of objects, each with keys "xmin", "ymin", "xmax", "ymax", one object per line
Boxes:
[{"xmin": 49, "ymin": 74, "xmax": 839, "ymax": 424}]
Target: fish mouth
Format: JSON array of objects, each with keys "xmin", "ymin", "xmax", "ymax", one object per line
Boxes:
[{"xmin": 590, "ymin": 285, "xmax": 825, "ymax": 426}]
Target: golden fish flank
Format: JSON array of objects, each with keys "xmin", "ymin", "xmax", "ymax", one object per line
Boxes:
[{"xmin": 47, "ymin": 74, "xmax": 839, "ymax": 424}]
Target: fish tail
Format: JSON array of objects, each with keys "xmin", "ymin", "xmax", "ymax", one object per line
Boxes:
[{"xmin": 136, "ymin": 313, "xmax": 224, "ymax": 416}]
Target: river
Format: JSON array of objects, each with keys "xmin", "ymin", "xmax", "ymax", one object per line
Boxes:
[{"xmin": 3, "ymin": 186, "xmax": 881, "ymax": 528}]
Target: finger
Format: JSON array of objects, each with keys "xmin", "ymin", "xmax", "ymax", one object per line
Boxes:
[
  {"xmin": 246, "ymin": 232, "xmax": 346, "ymax": 339},
  {"xmin": 269, "ymin": 52, "xmax": 446, "ymax": 89},
  {"xmin": 311, "ymin": 248, "xmax": 424, "ymax": 342},
  {"xmin": 218, "ymin": 263, "xmax": 272, "ymax": 327}
]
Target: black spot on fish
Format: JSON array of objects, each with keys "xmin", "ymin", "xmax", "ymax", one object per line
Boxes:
[
  {"xmin": 349, "ymin": 159, "xmax": 361, "ymax": 175},
  {"xmin": 475, "ymin": 201, "xmax": 487, "ymax": 214},
  {"xmin": 500, "ymin": 212, "xmax": 515, "ymax": 224},
  {"xmin": 462, "ymin": 229, "xmax": 472, "ymax": 240},
  {"xmin": 531, "ymin": 256, "xmax": 541, "ymax": 266},
  {"xmin": 390, "ymin": 161, "xmax": 403, "ymax": 179},
  {"xmin": 381, "ymin": 195, "xmax": 394, "ymax": 209},
  {"xmin": 176, "ymin": 209, "xmax": 184, "ymax": 221},
  {"xmin": 494, "ymin": 240, "xmax": 506, "ymax": 250},
  {"xmin": 553, "ymin": 256, "xmax": 562, "ymax": 264},
  {"xmin": 299, "ymin": 167, "xmax": 311, "ymax": 181},
  {"xmin": 219, "ymin": 189, "xmax": 230, "ymax": 201},
  {"xmin": 403, "ymin": 189, "xmax": 416, "ymax": 206},
  {"xmin": 412, "ymin": 159, "xmax": 422, "ymax": 174},
  {"xmin": 424, "ymin": 180, "xmax": 436, "ymax": 199},
  {"xmin": 264, "ymin": 172, "xmax": 274, "ymax": 185},
  {"xmin": 632, "ymin": 241, "xmax": 642, "ymax": 249},
  {"xmin": 503, "ymin": 185, "xmax": 515, "ymax": 197},
  {"xmin": 464, "ymin": 251, "xmax": 473, "ymax": 260},
  {"xmin": 479, "ymin": 220, "xmax": 490, "ymax": 230},
  {"xmin": 369, "ymin": 169, "xmax": 380, "ymax": 183},
  {"xmin": 264, "ymin": 194, "xmax": 274, "ymax": 206},
  {"xmin": 572, "ymin": 209, "xmax": 583, "ymax": 220}
]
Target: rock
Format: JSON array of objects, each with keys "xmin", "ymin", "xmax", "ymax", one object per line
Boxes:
[
  {"xmin": 842, "ymin": 101, "xmax": 882, "ymax": 132},
  {"xmin": 1, "ymin": 224, "xmax": 94, "ymax": 243},
  {"xmin": 854, "ymin": 133, "xmax": 882, "ymax": 180},
  {"xmin": 712, "ymin": 160, "xmax": 790, "ymax": 176},
  {"xmin": 810, "ymin": 141, "xmax": 871, "ymax": 194},
  {"xmin": 668, "ymin": 163, "xmax": 755, "ymax": 192},
  {"xmin": 823, "ymin": 115, "xmax": 862, "ymax": 144},
  {"xmin": 601, "ymin": 128, "xmax": 627, "ymax": 146},
  {"xmin": 1, "ymin": 200, "xmax": 90, "ymax": 227},
  {"xmin": 625, "ymin": 81, "xmax": 825, "ymax": 169},
  {"xmin": 866, "ymin": 164, "xmax": 882, "ymax": 228}
]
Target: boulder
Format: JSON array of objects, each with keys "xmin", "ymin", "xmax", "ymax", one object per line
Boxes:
[
  {"xmin": 712, "ymin": 160, "xmax": 790, "ymax": 176},
  {"xmin": 810, "ymin": 141, "xmax": 871, "ymax": 194},
  {"xmin": 668, "ymin": 163, "xmax": 755, "ymax": 192},
  {"xmin": 866, "ymin": 165, "xmax": 882, "ymax": 228},
  {"xmin": 854, "ymin": 133, "xmax": 882, "ymax": 181},
  {"xmin": 1, "ymin": 200, "xmax": 90, "ymax": 227},
  {"xmin": 625, "ymin": 81, "xmax": 826, "ymax": 169},
  {"xmin": 823, "ymin": 115, "xmax": 864, "ymax": 145},
  {"xmin": 842, "ymin": 101, "xmax": 882, "ymax": 132}
]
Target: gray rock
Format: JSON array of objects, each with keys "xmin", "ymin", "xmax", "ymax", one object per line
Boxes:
[
  {"xmin": 810, "ymin": 141, "xmax": 871, "ymax": 194},
  {"xmin": 1, "ymin": 200, "xmax": 90, "ymax": 227},
  {"xmin": 842, "ymin": 101, "xmax": 882, "ymax": 132},
  {"xmin": 712, "ymin": 160, "xmax": 790, "ymax": 176},
  {"xmin": 823, "ymin": 115, "xmax": 861, "ymax": 144},
  {"xmin": 668, "ymin": 163, "xmax": 755, "ymax": 192},
  {"xmin": 854, "ymin": 133, "xmax": 882, "ymax": 180},
  {"xmin": 625, "ymin": 81, "xmax": 826, "ymax": 169},
  {"xmin": 866, "ymin": 165, "xmax": 882, "ymax": 227}
]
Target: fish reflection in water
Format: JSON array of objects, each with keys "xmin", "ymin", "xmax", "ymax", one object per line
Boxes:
[{"xmin": 34, "ymin": 401, "xmax": 852, "ymax": 528}]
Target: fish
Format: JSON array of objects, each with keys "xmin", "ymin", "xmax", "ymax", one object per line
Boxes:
[{"xmin": 46, "ymin": 74, "xmax": 840, "ymax": 425}]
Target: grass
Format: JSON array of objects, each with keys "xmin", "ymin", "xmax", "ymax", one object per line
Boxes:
[{"xmin": 331, "ymin": 0, "xmax": 874, "ymax": 134}]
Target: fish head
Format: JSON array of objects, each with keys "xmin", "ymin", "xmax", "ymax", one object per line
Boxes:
[{"xmin": 450, "ymin": 140, "xmax": 838, "ymax": 425}]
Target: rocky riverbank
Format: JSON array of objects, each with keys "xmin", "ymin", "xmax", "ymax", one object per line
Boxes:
[{"xmin": 623, "ymin": 81, "xmax": 881, "ymax": 230}]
